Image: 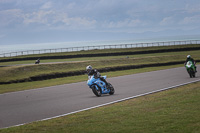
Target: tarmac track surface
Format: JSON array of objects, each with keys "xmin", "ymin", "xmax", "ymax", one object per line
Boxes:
[{"xmin": 0, "ymin": 65, "xmax": 199, "ymax": 128}]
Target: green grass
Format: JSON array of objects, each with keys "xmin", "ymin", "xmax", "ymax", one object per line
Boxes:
[{"xmin": 1, "ymin": 81, "xmax": 199, "ymax": 133}]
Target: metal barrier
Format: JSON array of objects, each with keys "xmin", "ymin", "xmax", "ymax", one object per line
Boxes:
[{"xmin": 0, "ymin": 40, "xmax": 200, "ymax": 57}]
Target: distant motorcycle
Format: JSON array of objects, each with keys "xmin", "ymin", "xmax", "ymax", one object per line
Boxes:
[
  {"xmin": 185, "ymin": 61, "xmax": 196, "ymax": 78},
  {"xmin": 35, "ymin": 59, "xmax": 40, "ymax": 64},
  {"xmin": 87, "ymin": 75, "xmax": 115, "ymax": 97}
]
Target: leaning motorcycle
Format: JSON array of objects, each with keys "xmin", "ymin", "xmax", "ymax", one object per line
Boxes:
[
  {"xmin": 87, "ymin": 75, "xmax": 115, "ymax": 97},
  {"xmin": 35, "ymin": 59, "xmax": 40, "ymax": 64},
  {"xmin": 185, "ymin": 61, "xmax": 196, "ymax": 78}
]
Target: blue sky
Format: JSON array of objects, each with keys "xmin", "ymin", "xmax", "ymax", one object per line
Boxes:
[{"xmin": 0, "ymin": 0, "xmax": 200, "ymax": 45}]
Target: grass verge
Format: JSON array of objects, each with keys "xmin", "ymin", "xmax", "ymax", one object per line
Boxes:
[{"xmin": 1, "ymin": 80, "xmax": 199, "ymax": 133}]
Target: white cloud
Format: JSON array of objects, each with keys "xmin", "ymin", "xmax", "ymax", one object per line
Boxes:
[
  {"xmin": 0, "ymin": 9, "xmax": 23, "ymax": 27},
  {"xmin": 185, "ymin": 3, "xmax": 200, "ymax": 13},
  {"xmin": 0, "ymin": 0, "xmax": 15, "ymax": 3},
  {"xmin": 104, "ymin": 19, "xmax": 141, "ymax": 28},
  {"xmin": 180, "ymin": 15, "xmax": 200, "ymax": 24},
  {"xmin": 23, "ymin": 10, "xmax": 54, "ymax": 25},
  {"xmin": 40, "ymin": 1, "xmax": 53, "ymax": 9},
  {"xmin": 53, "ymin": 12, "xmax": 97, "ymax": 29},
  {"xmin": 0, "ymin": 0, "xmax": 200, "ymax": 45},
  {"xmin": 22, "ymin": 10, "xmax": 96, "ymax": 29},
  {"xmin": 65, "ymin": 2, "xmax": 76, "ymax": 10},
  {"xmin": 160, "ymin": 17, "xmax": 174, "ymax": 26}
]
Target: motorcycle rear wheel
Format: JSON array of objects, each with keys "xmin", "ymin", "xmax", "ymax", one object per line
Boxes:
[{"xmin": 108, "ymin": 83, "xmax": 115, "ymax": 95}]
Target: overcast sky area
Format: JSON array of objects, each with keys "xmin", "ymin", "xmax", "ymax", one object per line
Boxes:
[{"xmin": 0, "ymin": 0, "xmax": 200, "ymax": 45}]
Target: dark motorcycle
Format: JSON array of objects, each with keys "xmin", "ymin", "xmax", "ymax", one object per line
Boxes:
[{"xmin": 35, "ymin": 59, "xmax": 40, "ymax": 64}]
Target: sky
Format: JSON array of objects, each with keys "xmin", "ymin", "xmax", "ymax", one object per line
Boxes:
[{"xmin": 0, "ymin": 0, "xmax": 200, "ymax": 45}]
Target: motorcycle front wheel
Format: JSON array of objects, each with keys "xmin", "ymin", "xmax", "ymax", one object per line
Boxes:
[
  {"xmin": 92, "ymin": 85, "xmax": 102, "ymax": 97},
  {"xmin": 192, "ymin": 72, "xmax": 196, "ymax": 78},
  {"xmin": 188, "ymin": 70, "xmax": 195, "ymax": 78}
]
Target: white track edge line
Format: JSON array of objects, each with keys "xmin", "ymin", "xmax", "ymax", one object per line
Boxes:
[{"xmin": 2, "ymin": 79, "xmax": 200, "ymax": 129}]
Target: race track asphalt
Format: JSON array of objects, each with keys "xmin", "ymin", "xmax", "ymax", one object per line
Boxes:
[{"xmin": 0, "ymin": 65, "xmax": 199, "ymax": 128}]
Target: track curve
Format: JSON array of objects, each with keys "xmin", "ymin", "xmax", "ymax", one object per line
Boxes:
[{"xmin": 0, "ymin": 65, "xmax": 199, "ymax": 128}]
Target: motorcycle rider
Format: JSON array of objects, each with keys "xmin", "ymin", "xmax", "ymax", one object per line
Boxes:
[
  {"xmin": 184, "ymin": 55, "xmax": 197, "ymax": 72},
  {"xmin": 86, "ymin": 65, "xmax": 109, "ymax": 86},
  {"xmin": 35, "ymin": 58, "xmax": 40, "ymax": 64}
]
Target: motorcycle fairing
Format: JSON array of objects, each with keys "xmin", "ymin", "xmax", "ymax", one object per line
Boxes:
[{"xmin": 87, "ymin": 75, "xmax": 110, "ymax": 94}]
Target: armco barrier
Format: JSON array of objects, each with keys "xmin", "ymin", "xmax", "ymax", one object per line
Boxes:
[
  {"xmin": 0, "ymin": 40, "xmax": 200, "ymax": 57},
  {"xmin": 1, "ymin": 45, "xmax": 200, "ymax": 63}
]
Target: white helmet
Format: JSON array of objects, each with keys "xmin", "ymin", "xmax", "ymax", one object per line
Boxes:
[
  {"xmin": 86, "ymin": 65, "xmax": 92, "ymax": 72},
  {"xmin": 187, "ymin": 55, "xmax": 191, "ymax": 58}
]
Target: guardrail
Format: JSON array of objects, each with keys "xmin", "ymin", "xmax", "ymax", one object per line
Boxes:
[{"xmin": 0, "ymin": 40, "xmax": 200, "ymax": 58}]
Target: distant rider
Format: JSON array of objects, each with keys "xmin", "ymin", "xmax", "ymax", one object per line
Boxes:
[
  {"xmin": 184, "ymin": 55, "xmax": 197, "ymax": 72},
  {"xmin": 86, "ymin": 65, "xmax": 109, "ymax": 86},
  {"xmin": 35, "ymin": 58, "xmax": 40, "ymax": 64}
]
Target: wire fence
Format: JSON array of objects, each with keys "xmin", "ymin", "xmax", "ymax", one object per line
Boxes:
[{"xmin": 0, "ymin": 40, "xmax": 200, "ymax": 58}]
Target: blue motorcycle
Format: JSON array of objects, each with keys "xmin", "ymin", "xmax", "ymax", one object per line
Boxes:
[{"xmin": 87, "ymin": 75, "xmax": 115, "ymax": 97}]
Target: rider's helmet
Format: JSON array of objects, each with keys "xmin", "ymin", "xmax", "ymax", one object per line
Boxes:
[
  {"xmin": 187, "ymin": 55, "xmax": 191, "ymax": 59},
  {"xmin": 86, "ymin": 65, "xmax": 92, "ymax": 73}
]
